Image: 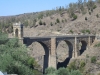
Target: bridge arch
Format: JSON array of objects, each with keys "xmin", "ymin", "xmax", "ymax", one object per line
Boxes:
[
  {"xmin": 15, "ymin": 28, "xmax": 18, "ymax": 37},
  {"xmin": 28, "ymin": 41, "xmax": 49, "ymax": 72},
  {"xmin": 56, "ymin": 40, "xmax": 73, "ymax": 69},
  {"xmin": 79, "ymin": 40, "xmax": 87, "ymax": 55}
]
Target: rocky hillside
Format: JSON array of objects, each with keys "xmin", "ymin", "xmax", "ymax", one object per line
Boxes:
[{"xmin": 1, "ymin": 0, "xmax": 100, "ymax": 37}]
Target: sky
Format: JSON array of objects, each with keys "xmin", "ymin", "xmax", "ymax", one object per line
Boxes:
[{"xmin": 0, "ymin": 0, "xmax": 79, "ymax": 16}]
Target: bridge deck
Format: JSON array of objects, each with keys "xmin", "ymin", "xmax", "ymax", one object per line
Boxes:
[{"xmin": 23, "ymin": 35, "xmax": 95, "ymax": 39}]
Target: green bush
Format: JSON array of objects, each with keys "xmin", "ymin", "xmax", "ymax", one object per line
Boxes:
[
  {"xmin": 73, "ymin": 14, "xmax": 77, "ymax": 20},
  {"xmin": 86, "ymin": 30, "xmax": 90, "ymax": 34},
  {"xmin": 80, "ymin": 61, "xmax": 86, "ymax": 68},
  {"xmin": 56, "ymin": 67, "xmax": 69, "ymax": 75},
  {"xmin": 93, "ymin": 5, "xmax": 97, "ymax": 9},
  {"xmin": 39, "ymin": 20, "xmax": 42, "ymax": 25},
  {"xmin": 68, "ymin": 60, "xmax": 77, "ymax": 71},
  {"xmin": 70, "ymin": 30, "xmax": 73, "ymax": 34},
  {"xmin": 70, "ymin": 70, "xmax": 82, "ymax": 75},
  {"xmin": 56, "ymin": 18, "xmax": 60, "ymax": 23},
  {"xmin": 50, "ymin": 22, "xmax": 53, "ymax": 26},
  {"xmin": 94, "ymin": 42, "xmax": 100, "ymax": 47},
  {"xmin": 91, "ymin": 56, "xmax": 97, "ymax": 63},
  {"xmin": 86, "ymin": 54, "xmax": 89, "ymax": 58},
  {"xmin": 96, "ymin": 14, "xmax": 99, "ymax": 18},
  {"xmin": 91, "ymin": 9, "xmax": 93, "ymax": 12},
  {"xmin": 45, "ymin": 67, "xmax": 56, "ymax": 74},
  {"xmin": 0, "ymin": 32, "xmax": 8, "ymax": 44}
]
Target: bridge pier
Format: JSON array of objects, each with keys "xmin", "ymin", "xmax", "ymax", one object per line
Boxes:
[
  {"xmin": 74, "ymin": 37, "xmax": 78, "ymax": 58},
  {"xmin": 49, "ymin": 37, "xmax": 57, "ymax": 69},
  {"xmin": 88, "ymin": 36, "xmax": 90, "ymax": 48}
]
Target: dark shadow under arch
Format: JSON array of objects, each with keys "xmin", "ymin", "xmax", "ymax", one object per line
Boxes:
[
  {"xmin": 79, "ymin": 40, "xmax": 87, "ymax": 55},
  {"xmin": 38, "ymin": 42, "xmax": 49, "ymax": 73},
  {"xmin": 56, "ymin": 40, "xmax": 73, "ymax": 69},
  {"xmin": 15, "ymin": 29, "xmax": 18, "ymax": 37},
  {"xmin": 23, "ymin": 39, "xmax": 49, "ymax": 73}
]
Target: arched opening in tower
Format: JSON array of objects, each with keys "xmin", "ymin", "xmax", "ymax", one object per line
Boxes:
[
  {"xmin": 56, "ymin": 40, "xmax": 73, "ymax": 69},
  {"xmin": 15, "ymin": 29, "xmax": 18, "ymax": 37},
  {"xmin": 28, "ymin": 41, "xmax": 49, "ymax": 73},
  {"xmin": 79, "ymin": 41, "xmax": 87, "ymax": 55}
]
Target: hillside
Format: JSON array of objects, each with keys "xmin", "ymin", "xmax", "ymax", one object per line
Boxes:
[{"xmin": 0, "ymin": 1, "xmax": 100, "ymax": 37}]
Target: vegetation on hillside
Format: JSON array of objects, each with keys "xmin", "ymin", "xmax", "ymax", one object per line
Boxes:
[
  {"xmin": 0, "ymin": 32, "xmax": 42, "ymax": 75},
  {"xmin": 44, "ymin": 67, "xmax": 82, "ymax": 75},
  {"xmin": 0, "ymin": 0, "xmax": 99, "ymax": 33}
]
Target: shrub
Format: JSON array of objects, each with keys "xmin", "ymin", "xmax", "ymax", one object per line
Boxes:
[
  {"xmin": 96, "ymin": 14, "xmax": 99, "ymax": 18},
  {"xmin": 86, "ymin": 54, "xmax": 89, "ymax": 58},
  {"xmin": 39, "ymin": 20, "xmax": 42, "ymax": 25},
  {"xmin": 70, "ymin": 70, "xmax": 82, "ymax": 75},
  {"xmin": 89, "ymin": 12, "xmax": 91, "ymax": 15},
  {"xmin": 70, "ymin": 30, "xmax": 73, "ymax": 34},
  {"xmin": 56, "ymin": 67, "xmax": 69, "ymax": 75},
  {"xmin": 94, "ymin": 42, "xmax": 100, "ymax": 47},
  {"xmin": 86, "ymin": 30, "xmax": 90, "ymax": 34},
  {"xmin": 91, "ymin": 56, "xmax": 97, "ymax": 63},
  {"xmin": 85, "ymin": 17, "xmax": 87, "ymax": 20},
  {"xmin": 50, "ymin": 22, "xmax": 53, "ymax": 26},
  {"xmin": 56, "ymin": 18, "xmax": 60, "ymax": 23},
  {"xmin": 73, "ymin": 14, "xmax": 77, "ymax": 20},
  {"xmin": 43, "ymin": 22, "xmax": 46, "ymax": 25},
  {"xmin": 93, "ymin": 5, "xmax": 97, "ymax": 9},
  {"xmin": 68, "ymin": 60, "xmax": 77, "ymax": 71},
  {"xmin": 28, "ymin": 57, "xmax": 35, "ymax": 69},
  {"xmin": 45, "ymin": 67, "xmax": 56, "ymax": 74},
  {"xmin": 80, "ymin": 61, "xmax": 85, "ymax": 68},
  {"xmin": 81, "ymin": 30, "xmax": 85, "ymax": 33}
]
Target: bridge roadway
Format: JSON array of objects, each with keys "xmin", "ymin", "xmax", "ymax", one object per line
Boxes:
[{"xmin": 23, "ymin": 34, "xmax": 95, "ymax": 39}]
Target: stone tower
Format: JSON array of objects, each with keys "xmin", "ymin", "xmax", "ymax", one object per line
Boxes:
[{"xmin": 13, "ymin": 22, "xmax": 23, "ymax": 43}]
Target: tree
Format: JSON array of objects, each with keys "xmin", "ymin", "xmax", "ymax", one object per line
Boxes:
[
  {"xmin": 23, "ymin": 20, "xmax": 28, "ymax": 27},
  {"xmin": 0, "ymin": 32, "xmax": 34, "ymax": 75},
  {"xmin": 96, "ymin": 0, "xmax": 100, "ymax": 3},
  {"xmin": 78, "ymin": 0, "xmax": 83, "ymax": 13},
  {"xmin": 67, "ymin": 3, "xmax": 75, "ymax": 18},
  {"xmin": 87, "ymin": 0, "xmax": 95, "ymax": 10}
]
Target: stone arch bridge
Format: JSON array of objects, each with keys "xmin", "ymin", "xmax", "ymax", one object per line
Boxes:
[
  {"xmin": 12, "ymin": 22, "xmax": 95, "ymax": 71},
  {"xmin": 23, "ymin": 35, "xmax": 95, "ymax": 70}
]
